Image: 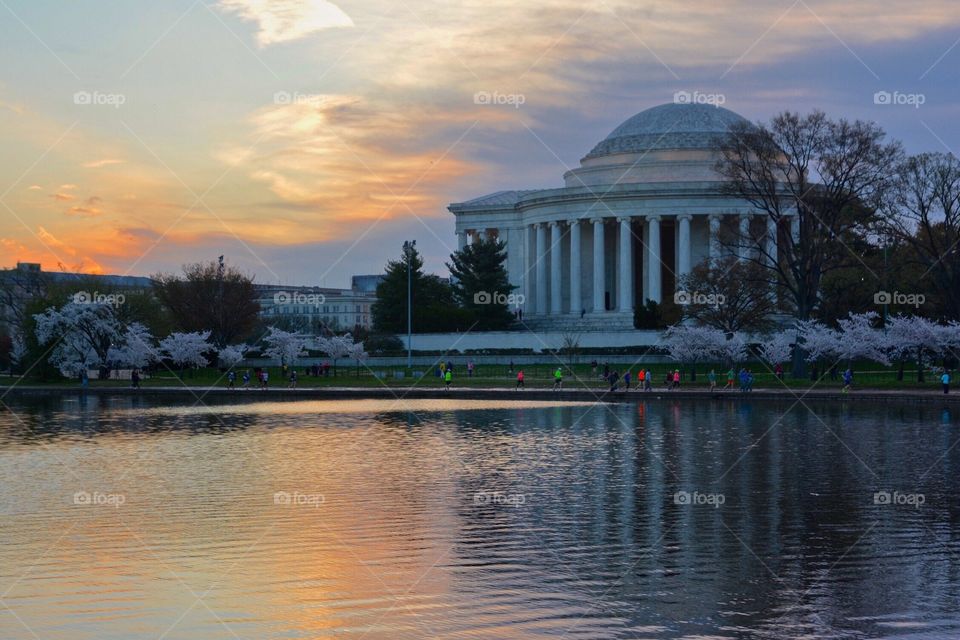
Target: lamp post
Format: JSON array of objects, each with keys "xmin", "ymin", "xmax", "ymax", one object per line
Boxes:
[{"xmin": 404, "ymin": 240, "xmax": 416, "ymax": 369}]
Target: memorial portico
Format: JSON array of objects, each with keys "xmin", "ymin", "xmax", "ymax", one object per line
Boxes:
[{"xmin": 449, "ymin": 103, "xmax": 793, "ymax": 330}]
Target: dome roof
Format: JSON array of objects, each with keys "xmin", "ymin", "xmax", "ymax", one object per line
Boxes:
[{"xmin": 585, "ymin": 103, "xmax": 751, "ymax": 159}]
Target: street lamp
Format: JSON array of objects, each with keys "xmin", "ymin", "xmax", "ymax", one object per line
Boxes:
[{"xmin": 404, "ymin": 240, "xmax": 416, "ymax": 369}]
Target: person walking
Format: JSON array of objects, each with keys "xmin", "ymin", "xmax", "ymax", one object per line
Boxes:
[
  {"xmin": 775, "ymin": 363, "xmax": 784, "ymax": 380},
  {"xmin": 745, "ymin": 369, "xmax": 754, "ymax": 392},
  {"xmin": 131, "ymin": 369, "xmax": 141, "ymax": 389},
  {"xmin": 738, "ymin": 368, "xmax": 748, "ymax": 392},
  {"xmin": 553, "ymin": 366, "xmax": 563, "ymax": 391},
  {"xmin": 227, "ymin": 370, "xmax": 235, "ymax": 389},
  {"xmin": 242, "ymin": 370, "xmax": 251, "ymax": 389},
  {"xmin": 467, "ymin": 361, "xmax": 474, "ymax": 377},
  {"xmin": 725, "ymin": 368, "xmax": 735, "ymax": 391},
  {"xmin": 608, "ymin": 370, "xmax": 619, "ymax": 392},
  {"xmin": 672, "ymin": 370, "xmax": 681, "ymax": 390},
  {"xmin": 516, "ymin": 369, "xmax": 525, "ymax": 390},
  {"xmin": 262, "ymin": 370, "xmax": 269, "ymax": 390},
  {"xmin": 644, "ymin": 369, "xmax": 653, "ymax": 391},
  {"xmin": 638, "ymin": 368, "xmax": 646, "ymax": 390},
  {"xmin": 623, "ymin": 370, "xmax": 631, "ymax": 391},
  {"xmin": 842, "ymin": 367, "xmax": 853, "ymax": 393},
  {"xmin": 708, "ymin": 369, "xmax": 716, "ymax": 391},
  {"xmin": 444, "ymin": 368, "xmax": 452, "ymax": 390},
  {"xmin": 288, "ymin": 370, "xmax": 298, "ymax": 389},
  {"xmin": 942, "ymin": 370, "xmax": 950, "ymax": 394}
]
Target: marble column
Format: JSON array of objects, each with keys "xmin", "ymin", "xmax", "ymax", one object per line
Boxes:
[
  {"xmin": 524, "ymin": 225, "xmax": 533, "ymax": 312},
  {"xmin": 569, "ymin": 220, "xmax": 581, "ymax": 314},
  {"xmin": 457, "ymin": 231, "xmax": 467, "ymax": 251},
  {"xmin": 677, "ymin": 214, "xmax": 692, "ymax": 276},
  {"xmin": 738, "ymin": 215, "xmax": 751, "ymax": 260},
  {"xmin": 708, "ymin": 214, "xmax": 721, "ymax": 261},
  {"xmin": 592, "ymin": 218, "xmax": 605, "ymax": 313},
  {"xmin": 647, "ymin": 216, "xmax": 661, "ymax": 303},
  {"xmin": 790, "ymin": 215, "xmax": 800, "ymax": 245},
  {"xmin": 535, "ymin": 223, "xmax": 547, "ymax": 315},
  {"xmin": 766, "ymin": 217, "xmax": 778, "ymax": 266},
  {"xmin": 618, "ymin": 217, "xmax": 633, "ymax": 313},
  {"xmin": 550, "ymin": 222, "xmax": 563, "ymax": 315}
]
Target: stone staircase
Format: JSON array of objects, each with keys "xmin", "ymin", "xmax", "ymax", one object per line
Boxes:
[{"xmin": 516, "ymin": 312, "xmax": 635, "ymax": 333}]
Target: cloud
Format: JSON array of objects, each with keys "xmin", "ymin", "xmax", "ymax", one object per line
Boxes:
[
  {"xmin": 34, "ymin": 226, "xmax": 105, "ymax": 274},
  {"xmin": 27, "ymin": 185, "xmax": 42, "ymax": 190},
  {"xmin": 51, "ymin": 193, "xmax": 76, "ymax": 202},
  {"xmin": 66, "ymin": 206, "xmax": 102, "ymax": 217},
  {"xmin": 218, "ymin": 0, "xmax": 354, "ymax": 46},
  {"xmin": 59, "ymin": 184, "xmax": 77, "ymax": 190},
  {"xmin": 82, "ymin": 158, "xmax": 124, "ymax": 168},
  {"xmin": 217, "ymin": 94, "xmax": 489, "ymax": 243}
]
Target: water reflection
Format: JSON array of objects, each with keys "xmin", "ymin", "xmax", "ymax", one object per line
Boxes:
[{"xmin": 0, "ymin": 396, "xmax": 958, "ymax": 639}]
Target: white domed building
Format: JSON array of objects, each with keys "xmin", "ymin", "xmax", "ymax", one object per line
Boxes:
[{"xmin": 449, "ymin": 103, "xmax": 787, "ymax": 331}]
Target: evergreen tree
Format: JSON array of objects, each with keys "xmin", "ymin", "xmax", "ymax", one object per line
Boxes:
[
  {"xmin": 372, "ymin": 243, "xmax": 464, "ymax": 333},
  {"xmin": 447, "ymin": 238, "xmax": 516, "ymax": 330}
]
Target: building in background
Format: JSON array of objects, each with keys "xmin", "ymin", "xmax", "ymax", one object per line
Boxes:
[
  {"xmin": 254, "ymin": 276, "xmax": 382, "ymax": 333},
  {"xmin": 1, "ymin": 262, "xmax": 382, "ymax": 336}
]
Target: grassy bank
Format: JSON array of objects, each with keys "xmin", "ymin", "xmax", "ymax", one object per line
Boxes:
[{"xmin": 1, "ymin": 361, "xmax": 949, "ymax": 392}]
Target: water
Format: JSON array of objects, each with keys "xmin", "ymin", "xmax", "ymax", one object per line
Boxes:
[{"xmin": 1, "ymin": 395, "xmax": 959, "ymax": 639}]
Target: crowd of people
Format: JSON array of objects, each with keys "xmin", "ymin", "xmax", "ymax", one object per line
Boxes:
[{"xmin": 205, "ymin": 359, "xmax": 952, "ymax": 396}]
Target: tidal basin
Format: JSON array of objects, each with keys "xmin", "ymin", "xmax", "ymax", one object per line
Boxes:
[{"xmin": 1, "ymin": 396, "xmax": 959, "ymax": 639}]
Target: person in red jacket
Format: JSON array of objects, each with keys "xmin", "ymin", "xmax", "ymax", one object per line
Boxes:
[{"xmin": 515, "ymin": 370, "xmax": 525, "ymax": 390}]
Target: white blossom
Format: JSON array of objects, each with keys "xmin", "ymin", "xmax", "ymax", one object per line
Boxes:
[
  {"xmin": 33, "ymin": 301, "xmax": 121, "ymax": 377},
  {"xmin": 756, "ymin": 330, "xmax": 793, "ymax": 366},
  {"xmin": 263, "ymin": 328, "xmax": 309, "ymax": 366},
  {"xmin": 159, "ymin": 331, "xmax": 211, "ymax": 369},
  {"xmin": 108, "ymin": 323, "xmax": 158, "ymax": 369},
  {"xmin": 218, "ymin": 344, "xmax": 248, "ymax": 369}
]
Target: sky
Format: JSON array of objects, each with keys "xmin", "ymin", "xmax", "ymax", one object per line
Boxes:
[{"xmin": 1, "ymin": 0, "xmax": 959, "ymax": 287}]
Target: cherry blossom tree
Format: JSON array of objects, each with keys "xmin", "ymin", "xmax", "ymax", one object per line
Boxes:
[
  {"xmin": 33, "ymin": 301, "xmax": 121, "ymax": 378},
  {"xmin": 317, "ymin": 333, "xmax": 363, "ymax": 377},
  {"xmin": 218, "ymin": 344, "xmax": 248, "ymax": 370},
  {"xmin": 756, "ymin": 331, "xmax": 793, "ymax": 369},
  {"xmin": 159, "ymin": 331, "xmax": 211, "ymax": 374},
  {"xmin": 885, "ymin": 315, "xmax": 959, "ymax": 382},
  {"xmin": 347, "ymin": 340, "xmax": 368, "ymax": 377},
  {"xmin": 796, "ymin": 320, "xmax": 841, "ymax": 364},
  {"xmin": 263, "ymin": 328, "xmax": 309, "ymax": 367},
  {"xmin": 662, "ymin": 325, "xmax": 728, "ymax": 380},
  {"xmin": 108, "ymin": 323, "xmax": 159, "ymax": 370},
  {"xmin": 835, "ymin": 312, "xmax": 890, "ymax": 365}
]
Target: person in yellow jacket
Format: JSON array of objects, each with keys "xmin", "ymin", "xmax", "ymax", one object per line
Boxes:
[
  {"xmin": 552, "ymin": 366, "xmax": 563, "ymax": 391},
  {"xmin": 444, "ymin": 369, "xmax": 452, "ymax": 390}
]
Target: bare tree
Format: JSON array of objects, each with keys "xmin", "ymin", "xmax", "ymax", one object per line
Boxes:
[
  {"xmin": 677, "ymin": 257, "xmax": 778, "ymax": 334},
  {"xmin": 715, "ymin": 111, "xmax": 903, "ymax": 375},
  {"xmin": 883, "ymin": 152, "xmax": 960, "ymax": 320}
]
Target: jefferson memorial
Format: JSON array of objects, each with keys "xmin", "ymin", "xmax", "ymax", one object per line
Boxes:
[{"xmin": 449, "ymin": 103, "xmax": 785, "ymax": 331}]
